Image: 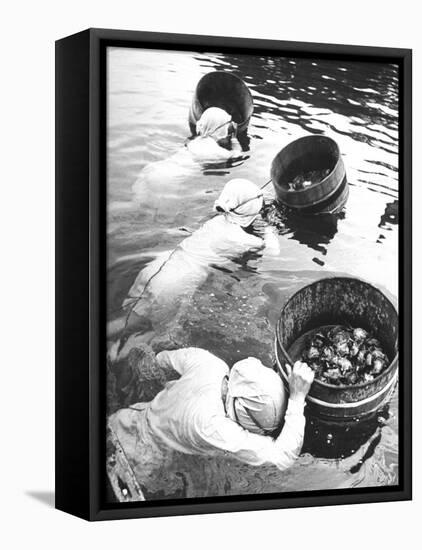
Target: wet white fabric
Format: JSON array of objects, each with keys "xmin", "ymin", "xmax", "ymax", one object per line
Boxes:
[
  {"xmin": 132, "ymin": 141, "xmax": 242, "ymax": 220},
  {"xmin": 124, "ymin": 215, "xmax": 264, "ymax": 315},
  {"xmin": 226, "ymin": 357, "xmax": 288, "ymax": 435},
  {"xmin": 109, "ymin": 348, "xmax": 306, "ymax": 470},
  {"xmin": 196, "ymin": 107, "xmax": 232, "ymax": 140},
  {"xmin": 214, "ymin": 179, "xmax": 264, "ymax": 227},
  {"xmin": 186, "ymin": 136, "xmax": 241, "ymax": 162}
]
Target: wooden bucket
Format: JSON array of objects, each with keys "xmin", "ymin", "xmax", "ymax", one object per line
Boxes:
[
  {"xmin": 189, "ymin": 71, "xmax": 253, "ymax": 135},
  {"xmin": 275, "ymin": 277, "xmax": 398, "ymax": 419},
  {"xmin": 271, "ymin": 135, "xmax": 348, "ymax": 215}
]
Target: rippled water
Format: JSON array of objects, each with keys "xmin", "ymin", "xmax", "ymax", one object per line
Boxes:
[{"xmin": 107, "ymin": 47, "xmax": 399, "ymax": 499}]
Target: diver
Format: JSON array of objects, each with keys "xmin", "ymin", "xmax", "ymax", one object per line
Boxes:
[
  {"xmin": 109, "ymin": 346, "xmax": 314, "ymax": 471},
  {"xmin": 108, "ymin": 178, "xmax": 279, "ymax": 354},
  {"xmin": 132, "ymin": 107, "xmax": 244, "ymax": 223}
]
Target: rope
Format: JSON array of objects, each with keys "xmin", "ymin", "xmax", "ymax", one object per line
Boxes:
[
  {"xmin": 121, "ymin": 246, "xmax": 180, "ymax": 333},
  {"xmin": 111, "ymin": 177, "xmax": 274, "ymax": 322},
  {"xmin": 225, "ymin": 178, "xmax": 273, "ymax": 213}
]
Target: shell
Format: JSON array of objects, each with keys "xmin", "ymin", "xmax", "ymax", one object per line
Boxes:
[
  {"xmin": 301, "ymin": 325, "xmax": 388, "ymax": 387},
  {"xmin": 366, "ymin": 337, "xmax": 381, "ymax": 348},
  {"xmin": 338, "ymin": 357, "xmax": 353, "ymax": 372},
  {"xmin": 321, "ymin": 345, "xmax": 334, "ymax": 361},
  {"xmin": 345, "ymin": 372, "xmax": 358, "ymax": 384},
  {"xmin": 335, "ymin": 341, "xmax": 350, "ymax": 357},
  {"xmin": 310, "ymin": 362, "xmax": 323, "ymax": 374},
  {"xmin": 329, "ymin": 327, "xmax": 351, "ymax": 345},
  {"xmin": 356, "ymin": 350, "xmax": 366, "ymax": 366},
  {"xmin": 312, "ymin": 333, "xmax": 326, "ymax": 348},
  {"xmin": 349, "ymin": 341, "xmax": 360, "ymax": 357},
  {"xmin": 307, "ymin": 346, "xmax": 320, "ymax": 360},
  {"xmin": 326, "ymin": 368, "xmax": 341, "ymax": 379},
  {"xmin": 330, "ymin": 355, "xmax": 340, "ymax": 367},
  {"xmin": 353, "ymin": 328, "xmax": 368, "ymax": 343},
  {"xmin": 372, "ymin": 349, "xmax": 386, "ymax": 362},
  {"xmin": 372, "ymin": 359, "xmax": 386, "ymax": 374}
]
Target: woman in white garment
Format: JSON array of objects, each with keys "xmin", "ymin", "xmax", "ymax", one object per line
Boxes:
[
  {"xmin": 109, "ymin": 347, "xmax": 314, "ymax": 481},
  {"xmin": 132, "ymin": 107, "xmax": 244, "ymax": 224},
  {"xmin": 108, "ymin": 178, "xmax": 279, "ymax": 346}
]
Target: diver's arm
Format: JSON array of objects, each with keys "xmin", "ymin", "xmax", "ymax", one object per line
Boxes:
[
  {"xmin": 208, "ymin": 362, "xmax": 313, "ymax": 470},
  {"xmin": 229, "ymin": 137, "xmax": 242, "ymax": 157},
  {"xmin": 211, "ymin": 397, "xmax": 306, "ymax": 471},
  {"xmin": 156, "ymin": 348, "xmax": 228, "ymax": 376},
  {"xmin": 263, "ymin": 225, "xmax": 281, "ymax": 256}
]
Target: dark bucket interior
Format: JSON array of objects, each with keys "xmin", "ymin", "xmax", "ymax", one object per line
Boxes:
[
  {"xmin": 195, "ymin": 72, "xmax": 253, "ymax": 125},
  {"xmin": 272, "ymin": 136, "xmax": 339, "ymax": 190},
  {"xmin": 277, "ymin": 277, "xmax": 398, "ymax": 362}
]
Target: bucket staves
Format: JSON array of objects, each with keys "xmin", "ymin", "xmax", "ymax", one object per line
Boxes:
[
  {"xmin": 189, "ymin": 71, "xmax": 253, "ymax": 135},
  {"xmin": 271, "ymin": 135, "xmax": 349, "ymax": 216},
  {"xmin": 275, "ymin": 277, "xmax": 398, "ymax": 419}
]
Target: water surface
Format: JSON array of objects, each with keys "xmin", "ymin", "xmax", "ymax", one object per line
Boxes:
[{"xmin": 107, "ymin": 47, "xmax": 399, "ymax": 499}]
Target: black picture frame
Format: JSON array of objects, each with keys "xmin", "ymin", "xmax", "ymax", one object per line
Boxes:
[{"xmin": 55, "ymin": 28, "xmax": 412, "ymax": 521}]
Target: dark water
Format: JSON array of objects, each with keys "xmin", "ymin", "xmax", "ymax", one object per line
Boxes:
[{"xmin": 107, "ymin": 47, "xmax": 399, "ymax": 498}]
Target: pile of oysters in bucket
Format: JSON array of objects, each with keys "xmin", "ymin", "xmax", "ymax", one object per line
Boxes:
[
  {"xmin": 302, "ymin": 326, "xmax": 389, "ymax": 386},
  {"xmin": 287, "ymin": 168, "xmax": 331, "ymax": 191}
]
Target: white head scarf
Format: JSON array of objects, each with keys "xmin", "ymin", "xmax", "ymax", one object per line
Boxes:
[
  {"xmin": 196, "ymin": 107, "xmax": 232, "ymax": 141},
  {"xmin": 214, "ymin": 179, "xmax": 264, "ymax": 227},
  {"xmin": 226, "ymin": 358, "xmax": 287, "ymax": 435}
]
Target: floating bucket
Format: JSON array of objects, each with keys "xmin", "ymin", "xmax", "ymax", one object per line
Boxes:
[
  {"xmin": 275, "ymin": 277, "xmax": 398, "ymax": 419},
  {"xmin": 189, "ymin": 71, "xmax": 253, "ymax": 135},
  {"xmin": 271, "ymin": 135, "xmax": 348, "ymax": 215}
]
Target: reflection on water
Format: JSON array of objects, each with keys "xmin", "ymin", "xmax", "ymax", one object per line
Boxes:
[{"xmin": 107, "ymin": 47, "xmax": 399, "ymax": 498}]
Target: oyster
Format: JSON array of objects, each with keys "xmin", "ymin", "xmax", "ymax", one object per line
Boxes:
[
  {"xmin": 306, "ymin": 346, "xmax": 320, "ymax": 361},
  {"xmin": 338, "ymin": 357, "xmax": 353, "ymax": 372},
  {"xmin": 371, "ymin": 349, "xmax": 386, "ymax": 362},
  {"xmin": 329, "ymin": 327, "xmax": 351, "ymax": 344},
  {"xmin": 321, "ymin": 345, "xmax": 334, "ymax": 361},
  {"xmin": 372, "ymin": 358, "xmax": 386, "ymax": 374},
  {"xmin": 335, "ymin": 341, "xmax": 350, "ymax": 357},
  {"xmin": 300, "ymin": 325, "xmax": 389, "ymax": 387},
  {"xmin": 353, "ymin": 328, "xmax": 368, "ymax": 343},
  {"xmin": 366, "ymin": 337, "xmax": 381, "ymax": 348},
  {"xmin": 312, "ymin": 333, "xmax": 326, "ymax": 348},
  {"xmin": 349, "ymin": 341, "xmax": 360, "ymax": 358},
  {"xmin": 356, "ymin": 349, "xmax": 366, "ymax": 366}
]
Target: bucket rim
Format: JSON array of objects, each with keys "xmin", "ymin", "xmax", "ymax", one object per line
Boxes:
[
  {"xmin": 194, "ymin": 71, "xmax": 254, "ymax": 127},
  {"xmin": 271, "ymin": 134, "xmax": 341, "ymax": 195},
  {"xmin": 275, "ymin": 336, "xmax": 398, "ymax": 410},
  {"xmin": 196, "ymin": 70, "xmax": 253, "ymax": 94},
  {"xmin": 275, "ymin": 275, "xmax": 399, "ymax": 392}
]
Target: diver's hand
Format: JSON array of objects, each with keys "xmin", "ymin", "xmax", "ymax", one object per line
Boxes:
[
  {"xmin": 286, "ymin": 361, "xmax": 315, "ymax": 403},
  {"xmin": 263, "ymin": 226, "xmax": 280, "ymax": 256}
]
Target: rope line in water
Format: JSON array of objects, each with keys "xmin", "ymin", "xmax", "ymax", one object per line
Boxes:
[
  {"xmin": 121, "ymin": 246, "xmax": 181, "ymax": 332},
  {"xmin": 113, "ymin": 177, "xmax": 274, "ymax": 324}
]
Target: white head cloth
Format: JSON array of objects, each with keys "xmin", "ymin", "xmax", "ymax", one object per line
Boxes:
[
  {"xmin": 214, "ymin": 178, "xmax": 264, "ymax": 227},
  {"xmin": 196, "ymin": 107, "xmax": 232, "ymax": 141},
  {"xmin": 226, "ymin": 357, "xmax": 287, "ymax": 435}
]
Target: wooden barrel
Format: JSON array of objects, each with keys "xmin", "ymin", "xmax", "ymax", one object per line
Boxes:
[
  {"xmin": 271, "ymin": 135, "xmax": 348, "ymax": 215},
  {"xmin": 275, "ymin": 277, "xmax": 398, "ymax": 419},
  {"xmin": 189, "ymin": 71, "xmax": 253, "ymax": 135}
]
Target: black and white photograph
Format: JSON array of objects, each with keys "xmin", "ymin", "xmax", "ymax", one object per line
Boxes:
[
  {"xmin": 2, "ymin": 0, "xmax": 419, "ymax": 543},
  {"xmin": 105, "ymin": 45, "xmax": 401, "ymax": 503}
]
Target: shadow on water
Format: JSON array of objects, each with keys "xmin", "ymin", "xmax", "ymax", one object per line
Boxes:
[
  {"xmin": 264, "ymin": 200, "xmax": 343, "ymax": 254},
  {"xmin": 379, "ymin": 199, "xmax": 398, "ymax": 229},
  {"xmin": 302, "ymin": 395, "xmax": 393, "ymax": 462}
]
